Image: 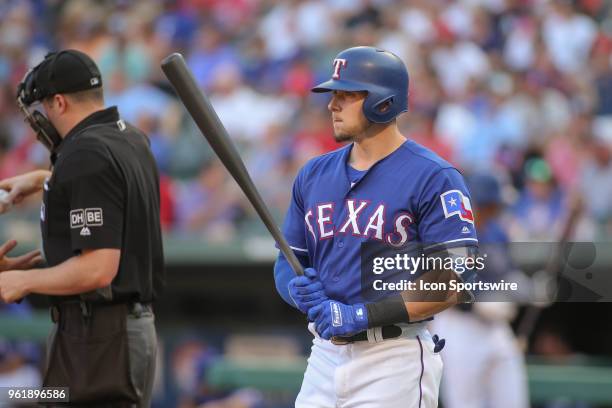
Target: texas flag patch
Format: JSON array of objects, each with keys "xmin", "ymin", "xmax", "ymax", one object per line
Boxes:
[{"xmin": 440, "ymin": 190, "xmax": 474, "ymax": 224}]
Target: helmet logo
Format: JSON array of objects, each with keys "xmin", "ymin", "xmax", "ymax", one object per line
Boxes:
[{"xmin": 332, "ymin": 58, "xmax": 347, "ymax": 79}]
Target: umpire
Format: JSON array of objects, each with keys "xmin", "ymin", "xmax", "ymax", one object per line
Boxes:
[{"xmin": 0, "ymin": 49, "xmax": 164, "ymax": 407}]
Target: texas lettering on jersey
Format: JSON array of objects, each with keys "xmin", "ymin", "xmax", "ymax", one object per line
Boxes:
[{"xmin": 305, "ymin": 200, "xmax": 414, "ymax": 247}]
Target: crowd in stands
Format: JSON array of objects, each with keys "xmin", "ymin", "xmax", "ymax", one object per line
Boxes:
[{"xmin": 1, "ymin": 0, "xmax": 612, "ymax": 243}]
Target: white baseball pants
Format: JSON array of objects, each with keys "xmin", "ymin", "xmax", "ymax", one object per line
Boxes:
[{"xmin": 296, "ymin": 323, "xmax": 443, "ymax": 408}]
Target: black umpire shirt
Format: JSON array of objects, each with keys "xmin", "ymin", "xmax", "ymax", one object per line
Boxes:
[{"xmin": 41, "ymin": 106, "xmax": 164, "ymax": 304}]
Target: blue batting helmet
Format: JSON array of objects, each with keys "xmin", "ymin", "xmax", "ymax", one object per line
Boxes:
[{"xmin": 312, "ymin": 46, "xmax": 409, "ymax": 123}]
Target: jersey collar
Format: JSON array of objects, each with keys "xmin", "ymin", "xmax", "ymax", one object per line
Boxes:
[
  {"xmin": 343, "ymin": 140, "xmax": 409, "ymax": 192},
  {"xmin": 55, "ymin": 106, "xmax": 120, "ymax": 155}
]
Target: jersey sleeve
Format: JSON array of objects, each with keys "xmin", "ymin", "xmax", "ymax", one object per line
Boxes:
[
  {"xmin": 417, "ymin": 167, "xmax": 478, "ymax": 253},
  {"xmin": 281, "ymin": 167, "xmax": 309, "ymax": 255},
  {"xmin": 55, "ymin": 149, "xmax": 125, "ymax": 252}
]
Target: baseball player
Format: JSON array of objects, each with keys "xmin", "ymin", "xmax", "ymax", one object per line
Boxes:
[
  {"xmin": 431, "ymin": 173, "xmax": 529, "ymax": 408},
  {"xmin": 273, "ymin": 46, "xmax": 479, "ymax": 408}
]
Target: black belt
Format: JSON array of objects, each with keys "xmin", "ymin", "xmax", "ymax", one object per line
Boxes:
[
  {"xmin": 332, "ymin": 325, "xmax": 403, "ymax": 344},
  {"xmin": 51, "ymin": 301, "xmax": 152, "ymax": 322}
]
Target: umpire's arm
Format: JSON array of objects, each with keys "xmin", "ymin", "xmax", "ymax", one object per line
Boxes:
[{"xmin": 0, "ymin": 249, "xmax": 119, "ymax": 303}]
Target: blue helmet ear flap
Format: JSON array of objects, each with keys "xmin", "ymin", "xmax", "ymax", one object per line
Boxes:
[{"xmin": 363, "ymin": 92, "xmax": 403, "ymax": 123}]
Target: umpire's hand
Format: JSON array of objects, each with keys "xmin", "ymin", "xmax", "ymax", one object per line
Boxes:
[
  {"xmin": 0, "ymin": 270, "xmax": 29, "ymax": 303},
  {"xmin": 0, "ymin": 240, "xmax": 41, "ymax": 303},
  {"xmin": 0, "ymin": 240, "xmax": 41, "ymax": 272},
  {"xmin": 0, "ymin": 170, "xmax": 51, "ymax": 214}
]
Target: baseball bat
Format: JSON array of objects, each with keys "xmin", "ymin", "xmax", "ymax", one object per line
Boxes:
[
  {"xmin": 160, "ymin": 53, "xmax": 304, "ymax": 276},
  {"xmin": 515, "ymin": 195, "xmax": 582, "ymax": 351}
]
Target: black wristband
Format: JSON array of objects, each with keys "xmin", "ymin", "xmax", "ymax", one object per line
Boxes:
[{"xmin": 366, "ymin": 294, "xmax": 410, "ymax": 328}]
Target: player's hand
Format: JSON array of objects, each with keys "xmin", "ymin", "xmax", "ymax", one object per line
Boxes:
[
  {"xmin": 288, "ymin": 268, "xmax": 328, "ymax": 314},
  {"xmin": 0, "ymin": 270, "xmax": 29, "ymax": 303},
  {"xmin": 0, "ymin": 240, "xmax": 42, "ymax": 272},
  {"xmin": 308, "ymin": 300, "xmax": 368, "ymax": 340},
  {"xmin": 0, "ymin": 170, "xmax": 50, "ymax": 214}
]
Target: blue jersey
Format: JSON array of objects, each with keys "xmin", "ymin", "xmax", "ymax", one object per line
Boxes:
[{"xmin": 282, "ymin": 140, "xmax": 478, "ymax": 304}]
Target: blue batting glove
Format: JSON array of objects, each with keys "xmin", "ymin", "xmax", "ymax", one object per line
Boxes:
[
  {"xmin": 288, "ymin": 268, "xmax": 328, "ymax": 314},
  {"xmin": 307, "ymin": 300, "xmax": 368, "ymax": 340}
]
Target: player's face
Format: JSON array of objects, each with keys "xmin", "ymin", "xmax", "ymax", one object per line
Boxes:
[{"xmin": 328, "ymin": 90, "xmax": 369, "ymax": 142}]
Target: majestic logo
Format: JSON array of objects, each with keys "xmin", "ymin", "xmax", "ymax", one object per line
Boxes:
[
  {"xmin": 461, "ymin": 225, "xmax": 471, "ymax": 234},
  {"xmin": 332, "ymin": 58, "xmax": 347, "ymax": 79},
  {"xmin": 355, "ymin": 306, "xmax": 365, "ymax": 321},
  {"xmin": 441, "ymin": 190, "xmax": 474, "ymax": 224},
  {"xmin": 70, "ymin": 208, "xmax": 103, "ymax": 236},
  {"xmin": 331, "ymin": 302, "xmax": 343, "ymax": 327}
]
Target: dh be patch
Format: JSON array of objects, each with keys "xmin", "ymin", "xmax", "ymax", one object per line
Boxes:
[{"xmin": 70, "ymin": 208, "xmax": 103, "ymax": 236}]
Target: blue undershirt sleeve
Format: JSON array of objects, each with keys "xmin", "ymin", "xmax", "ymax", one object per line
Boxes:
[{"xmin": 273, "ymin": 251, "xmax": 310, "ymax": 308}]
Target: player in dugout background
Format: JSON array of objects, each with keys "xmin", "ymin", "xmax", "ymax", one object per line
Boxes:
[
  {"xmin": 274, "ymin": 46, "xmax": 480, "ymax": 408},
  {"xmin": 0, "ymin": 49, "xmax": 164, "ymax": 407}
]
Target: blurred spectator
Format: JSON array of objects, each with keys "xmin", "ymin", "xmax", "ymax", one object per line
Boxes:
[
  {"xmin": 293, "ymin": 105, "xmax": 337, "ymax": 157},
  {"xmin": 509, "ymin": 158, "xmax": 566, "ymax": 240},
  {"xmin": 544, "ymin": 114, "xmax": 590, "ymax": 190},
  {"xmin": 208, "ymin": 65, "xmax": 297, "ymax": 145},
  {"xmin": 0, "ymin": 303, "xmax": 42, "ymax": 390},
  {"xmin": 188, "ymin": 24, "xmax": 239, "ymax": 90},
  {"xmin": 407, "ymin": 110, "xmax": 454, "ymax": 163},
  {"xmin": 531, "ymin": 324, "xmax": 593, "ymax": 408},
  {"xmin": 258, "ymin": 2, "xmax": 301, "ymax": 62},
  {"xmin": 592, "ymin": 36, "xmax": 612, "ymax": 116},
  {"xmin": 172, "ymin": 339, "xmax": 263, "ymax": 408},
  {"xmin": 174, "ymin": 160, "xmax": 242, "ymax": 241},
  {"xmin": 503, "ymin": 11, "xmax": 538, "ymax": 71},
  {"xmin": 542, "ymin": 0, "xmax": 598, "ymax": 74},
  {"xmin": 579, "ymin": 137, "xmax": 612, "ymax": 238},
  {"xmin": 246, "ymin": 123, "xmax": 296, "ymax": 216},
  {"xmin": 431, "ymin": 172, "xmax": 529, "ymax": 408},
  {"xmin": 430, "ymin": 35, "xmax": 490, "ymax": 98},
  {"xmin": 105, "ymin": 69, "xmax": 174, "ymax": 124},
  {"xmin": 451, "ymin": 74, "xmax": 526, "ymax": 170}
]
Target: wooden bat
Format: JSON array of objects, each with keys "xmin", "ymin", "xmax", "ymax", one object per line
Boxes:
[
  {"xmin": 160, "ymin": 53, "xmax": 304, "ymax": 276},
  {"xmin": 515, "ymin": 195, "xmax": 583, "ymax": 351}
]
